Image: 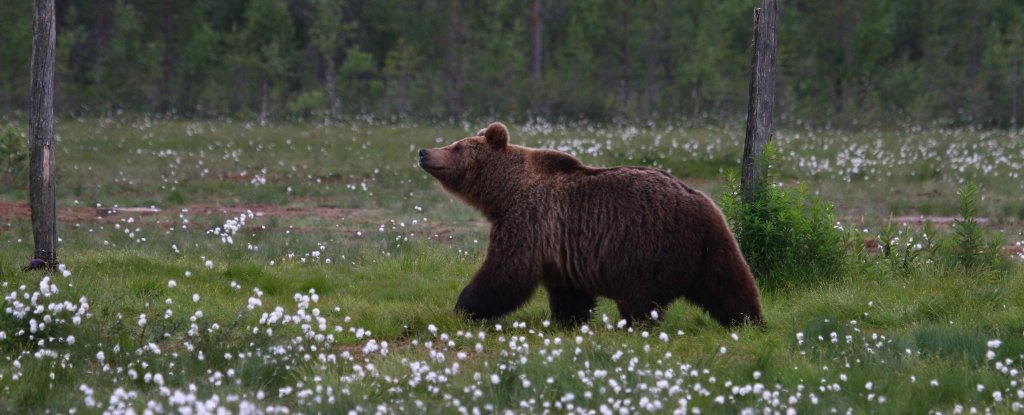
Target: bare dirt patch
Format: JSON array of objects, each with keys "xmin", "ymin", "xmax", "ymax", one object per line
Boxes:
[
  {"xmin": 839, "ymin": 214, "xmax": 991, "ymax": 227},
  {"xmin": 0, "ymin": 202, "xmax": 30, "ymax": 219},
  {"xmin": 183, "ymin": 204, "xmax": 361, "ymax": 220},
  {"xmin": 889, "ymin": 215, "xmax": 990, "ymax": 225},
  {"xmin": 0, "ymin": 201, "xmax": 382, "ymax": 222},
  {"xmin": 0, "ymin": 201, "xmax": 109, "ymax": 223},
  {"xmin": 1008, "ymin": 244, "xmax": 1024, "ymax": 258},
  {"xmin": 0, "ymin": 202, "xmax": 393, "ymax": 231},
  {"xmin": 0, "ymin": 201, "xmax": 486, "ymax": 241}
]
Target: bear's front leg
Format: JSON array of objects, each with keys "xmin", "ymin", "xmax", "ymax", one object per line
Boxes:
[{"xmin": 454, "ymin": 251, "xmax": 539, "ymax": 320}]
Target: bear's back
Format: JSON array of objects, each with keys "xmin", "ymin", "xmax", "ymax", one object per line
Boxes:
[
  {"xmin": 539, "ymin": 165, "xmax": 725, "ymax": 295},
  {"xmin": 559, "ymin": 166, "xmax": 714, "ymax": 219}
]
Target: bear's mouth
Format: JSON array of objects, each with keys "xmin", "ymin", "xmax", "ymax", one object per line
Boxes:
[{"xmin": 418, "ymin": 158, "xmax": 445, "ymax": 174}]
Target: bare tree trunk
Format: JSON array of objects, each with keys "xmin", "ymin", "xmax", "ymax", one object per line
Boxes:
[
  {"xmin": 531, "ymin": 0, "xmax": 542, "ymax": 92},
  {"xmin": 643, "ymin": 1, "xmax": 660, "ymax": 120},
  {"xmin": 453, "ymin": 58, "xmax": 463, "ymax": 117},
  {"xmin": 398, "ymin": 60, "xmax": 409, "ymax": 117},
  {"xmin": 324, "ymin": 55, "xmax": 338, "ymax": 118},
  {"xmin": 158, "ymin": 1, "xmax": 174, "ymax": 114},
  {"xmin": 836, "ymin": 0, "xmax": 854, "ymax": 124},
  {"xmin": 260, "ymin": 78, "xmax": 269, "ymax": 126},
  {"xmin": 28, "ymin": 0, "xmax": 58, "ymax": 270},
  {"xmin": 1012, "ymin": 55, "xmax": 1020, "ymax": 131},
  {"xmin": 446, "ymin": 0, "xmax": 464, "ymax": 116},
  {"xmin": 741, "ymin": 0, "xmax": 778, "ymax": 204},
  {"xmin": 91, "ymin": 0, "xmax": 112, "ymax": 102},
  {"xmin": 618, "ymin": 10, "xmax": 630, "ymax": 112},
  {"xmin": 968, "ymin": 13, "xmax": 981, "ymax": 124}
]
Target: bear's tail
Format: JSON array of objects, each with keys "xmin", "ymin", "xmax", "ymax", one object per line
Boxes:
[{"xmin": 693, "ymin": 226, "xmax": 765, "ymax": 327}]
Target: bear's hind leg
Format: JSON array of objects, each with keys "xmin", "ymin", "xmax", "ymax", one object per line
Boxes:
[
  {"xmin": 547, "ymin": 286, "xmax": 596, "ymax": 327},
  {"xmin": 689, "ymin": 292, "xmax": 763, "ymax": 327},
  {"xmin": 615, "ymin": 299, "xmax": 666, "ymax": 327},
  {"xmin": 688, "ymin": 241, "xmax": 764, "ymax": 327}
]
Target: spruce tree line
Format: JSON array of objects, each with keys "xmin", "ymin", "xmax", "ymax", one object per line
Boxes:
[{"xmin": 0, "ymin": 0, "xmax": 1021, "ymax": 127}]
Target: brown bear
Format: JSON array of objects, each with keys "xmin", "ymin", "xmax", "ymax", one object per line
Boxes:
[{"xmin": 418, "ymin": 122, "xmax": 763, "ymax": 327}]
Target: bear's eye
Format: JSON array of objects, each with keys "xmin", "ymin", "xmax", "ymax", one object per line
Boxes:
[{"xmin": 452, "ymin": 143, "xmax": 462, "ymax": 153}]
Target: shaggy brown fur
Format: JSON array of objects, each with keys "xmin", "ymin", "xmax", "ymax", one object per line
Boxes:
[{"xmin": 418, "ymin": 122, "xmax": 763, "ymax": 327}]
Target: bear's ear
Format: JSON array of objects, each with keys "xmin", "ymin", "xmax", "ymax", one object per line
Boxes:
[{"xmin": 482, "ymin": 122, "xmax": 509, "ymax": 149}]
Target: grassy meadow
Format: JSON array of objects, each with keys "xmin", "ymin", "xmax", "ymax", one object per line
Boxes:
[{"xmin": 1, "ymin": 118, "xmax": 1023, "ymax": 413}]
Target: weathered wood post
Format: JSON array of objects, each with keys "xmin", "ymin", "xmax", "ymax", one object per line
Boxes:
[
  {"xmin": 27, "ymin": 0, "xmax": 59, "ymax": 270},
  {"xmin": 740, "ymin": 0, "xmax": 778, "ymax": 204}
]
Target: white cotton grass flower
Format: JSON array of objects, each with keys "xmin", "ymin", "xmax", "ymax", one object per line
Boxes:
[{"xmin": 208, "ymin": 210, "xmax": 255, "ymax": 244}]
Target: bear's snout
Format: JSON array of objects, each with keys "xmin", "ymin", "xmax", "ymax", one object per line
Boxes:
[
  {"xmin": 418, "ymin": 148, "xmax": 441, "ymax": 174},
  {"xmin": 417, "ymin": 148, "xmax": 431, "ymax": 167}
]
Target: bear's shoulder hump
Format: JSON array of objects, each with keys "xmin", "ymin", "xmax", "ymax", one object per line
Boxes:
[{"xmin": 530, "ymin": 150, "xmax": 586, "ymax": 175}]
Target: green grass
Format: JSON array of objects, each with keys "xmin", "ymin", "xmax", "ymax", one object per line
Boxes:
[{"xmin": 0, "ymin": 119, "xmax": 1022, "ymax": 413}]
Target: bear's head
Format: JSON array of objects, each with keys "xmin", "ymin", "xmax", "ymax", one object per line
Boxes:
[{"xmin": 418, "ymin": 122, "xmax": 517, "ymax": 214}]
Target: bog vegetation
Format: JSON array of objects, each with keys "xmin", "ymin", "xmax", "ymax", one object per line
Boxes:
[
  {"xmin": 4, "ymin": 1, "xmax": 1024, "ymax": 413},
  {"xmin": 0, "ymin": 119, "xmax": 1022, "ymax": 413}
]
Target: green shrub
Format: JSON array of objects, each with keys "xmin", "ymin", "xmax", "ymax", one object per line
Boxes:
[
  {"xmin": 876, "ymin": 183, "xmax": 1007, "ymax": 273},
  {"xmin": 878, "ymin": 218, "xmax": 938, "ymax": 274},
  {"xmin": 286, "ymin": 89, "xmax": 329, "ymax": 118},
  {"xmin": 949, "ymin": 182, "xmax": 1005, "ymax": 269},
  {"xmin": 720, "ymin": 146, "xmax": 847, "ymax": 291}
]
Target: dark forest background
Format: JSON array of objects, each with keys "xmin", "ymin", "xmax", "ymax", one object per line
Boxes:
[{"xmin": 1, "ymin": 0, "xmax": 1022, "ymax": 127}]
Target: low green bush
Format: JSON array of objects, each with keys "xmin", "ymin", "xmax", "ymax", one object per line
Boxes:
[
  {"xmin": 949, "ymin": 182, "xmax": 1006, "ymax": 270},
  {"xmin": 878, "ymin": 218, "xmax": 938, "ymax": 274},
  {"xmin": 720, "ymin": 146, "xmax": 847, "ymax": 291},
  {"xmin": 875, "ymin": 182, "xmax": 1007, "ymax": 274}
]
